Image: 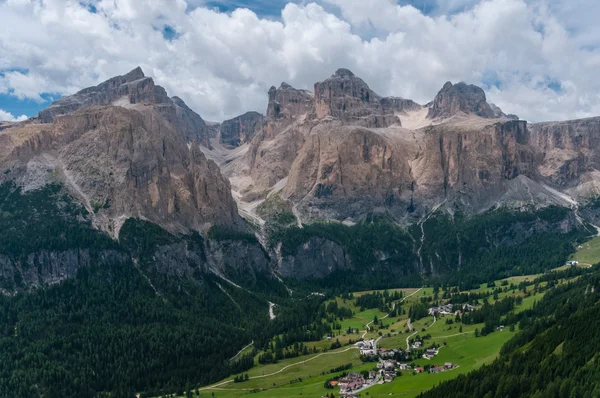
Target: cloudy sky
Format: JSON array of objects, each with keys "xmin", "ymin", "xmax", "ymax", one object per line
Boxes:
[{"xmin": 0, "ymin": 0, "xmax": 599, "ymax": 123}]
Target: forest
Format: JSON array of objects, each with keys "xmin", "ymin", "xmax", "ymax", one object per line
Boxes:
[
  {"xmin": 0, "ymin": 183, "xmax": 321, "ymax": 398},
  {"xmin": 421, "ymin": 270, "xmax": 600, "ymax": 397}
]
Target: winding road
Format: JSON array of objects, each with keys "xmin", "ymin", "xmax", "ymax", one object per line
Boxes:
[{"xmin": 361, "ymin": 287, "xmax": 424, "ymax": 339}]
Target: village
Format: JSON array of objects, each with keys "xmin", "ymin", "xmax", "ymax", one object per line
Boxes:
[{"xmin": 322, "ymin": 333, "xmax": 458, "ymax": 397}]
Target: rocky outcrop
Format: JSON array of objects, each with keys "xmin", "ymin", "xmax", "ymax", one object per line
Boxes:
[
  {"xmin": 52, "ymin": 106, "xmax": 241, "ymax": 235},
  {"xmin": 428, "ymin": 81, "xmax": 496, "ymax": 119},
  {"xmin": 529, "ymin": 117, "xmax": 600, "ymax": 197},
  {"xmin": 380, "ymin": 97, "xmax": 422, "ymax": 114},
  {"xmin": 279, "ymin": 237, "xmax": 351, "ymax": 279},
  {"xmin": 267, "ymin": 82, "xmax": 313, "ymax": 120},
  {"xmin": 38, "ymin": 67, "xmax": 211, "ymax": 147},
  {"xmin": 206, "ymin": 239, "xmax": 271, "ymax": 283},
  {"xmin": 0, "ymin": 249, "xmax": 128, "ymax": 292},
  {"xmin": 219, "ymin": 111, "xmax": 264, "ymax": 148},
  {"xmin": 314, "ymin": 69, "xmax": 400, "ymax": 128}
]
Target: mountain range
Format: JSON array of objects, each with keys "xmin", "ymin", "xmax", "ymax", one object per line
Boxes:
[
  {"xmin": 1, "ymin": 66, "xmax": 600, "ymax": 397},
  {"xmin": 2, "ymin": 67, "xmax": 600, "ymax": 284}
]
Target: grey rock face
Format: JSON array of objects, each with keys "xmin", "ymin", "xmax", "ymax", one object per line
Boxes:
[
  {"xmin": 380, "ymin": 96, "xmax": 422, "ymax": 114},
  {"xmin": 529, "ymin": 116, "xmax": 600, "ymax": 193},
  {"xmin": 0, "ymin": 249, "xmax": 128, "ymax": 293},
  {"xmin": 206, "ymin": 239, "xmax": 271, "ymax": 282},
  {"xmin": 314, "ymin": 69, "xmax": 400, "ymax": 127},
  {"xmin": 428, "ymin": 81, "xmax": 496, "ymax": 119},
  {"xmin": 220, "ymin": 111, "xmax": 265, "ymax": 148},
  {"xmin": 279, "ymin": 237, "xmax": 351, "ymax": 279},
  {"xmin": 267, "ymin": 82, "xmax": 314, "ymax": 120}
]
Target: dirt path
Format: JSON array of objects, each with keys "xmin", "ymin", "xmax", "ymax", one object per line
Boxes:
[
  {"xmin": 362, "ymin": 287, "xmax": 423, "ymax": 339},
  {"xmin": 201, "ymin": 346, "xmax": 359, "ymax": 390},
  {"xmin": 407, "ymin": 315, "xmax": 436, "ymax": 350},
  {"xmin": 229, "ymin": 341, "xmax": 254, "ymax": 362}
]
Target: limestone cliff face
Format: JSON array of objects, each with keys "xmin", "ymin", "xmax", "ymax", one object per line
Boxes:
[
  {"xmin": 410, "ymin": 119, "xmax": 537, "ymax": 212},
  {"xmin": 281, "ymin": 117, "xmax": 540, "ymax": 220},
  {"xmin": 219, "ymin": 111, "xmax": 264, "ymax": 148},
  {"xmin": 428, "ymin": 81, "xmax": 496, "ymax": 119},
  {"xmin": 279, "ymin": 237, "xmax": 351, "ymax": 279},
  {"xmin": 529, "ymin": 117, "xmax": 600, "ymax": 197},
  {"xmin": 283, "ymin": 122, "xmax": 416, "ymax": 219},
  {"xmin": 1, "ymin": 69, "xmax": 242, "ymax": 236},
  {"xmin": 314, "ymin": 69, "xmax": 400, "ymax": 128}
]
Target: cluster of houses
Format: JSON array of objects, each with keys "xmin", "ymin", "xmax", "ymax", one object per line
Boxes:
[
  {"xmin": 356, "ymin": 339, "xmax": 377, "ymax": 356},
  {"xmin": 429, "ymin": 362, "xmax": 457, "ymax": 373},
  {"xmin": 428, "ymin": 303, "xmax": 475, "ymax": 316},
  {"xmin": 336, "ymin": 372, "xmax": 367, "ymax": 395},
  {"xmin": 422, "ymin": 348, "xmax": 439, "ymax": 360}
]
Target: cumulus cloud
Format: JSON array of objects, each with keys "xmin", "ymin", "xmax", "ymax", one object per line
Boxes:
[
  {"xmin": 0, "ymin": 109, "xmax": 27, "ymax": 122},
  {"xmin": 0, "ymin": 0, "xmax": 599, "ymax": 122}
]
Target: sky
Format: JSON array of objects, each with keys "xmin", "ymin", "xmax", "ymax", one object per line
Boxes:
[{"xmin": 0, "ymin": 0, "xmax": 599, "ymax": 123}]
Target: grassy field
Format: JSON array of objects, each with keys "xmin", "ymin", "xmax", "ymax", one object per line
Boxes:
[
  {"xmin": 366, "ymin": 330, "xmax": 516, "ymax": 398},
  {"xmin": 570, "ymin": 235, "xmax": 600, "ymax": 265},
  {"xmin": 169, "ymin": 247, "xmax": 595, "ymax": 398}
]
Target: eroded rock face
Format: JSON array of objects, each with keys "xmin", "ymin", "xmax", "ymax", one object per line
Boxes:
[
  {"xmin": 283, "ymin": 123, "xmax": 416, "ymax": 219},
  {"xmin": 530, "ymin": 117, "xmax": 600, "ymax": 196},
  {"xmin": 428, "ymin": 81, "xmax": 496, "ymax": 119},
  {"xmin": 220, "ymin": 111, "xmax": 265, "ymax": 148},
  {"xmin": 38, "ymin": 67, "xmax": 211, "ymax": 147},
  {"xmin": 0, "ymin": 249, "xmax": 128, "ymax": 292},
  {"xmin": 380, "ymin": 97, "xmax": 422, "ymax": 114},
  {"xmin": 279, "ymin": 237, "xmax": 351, "ymax": 279},
  {"xmin": 267, "ymin": 82, "xmax": 313, "ymax": 120},
  {"xmin": 314, "ymin": 69, "xmax": 400, "ymax": 127}
]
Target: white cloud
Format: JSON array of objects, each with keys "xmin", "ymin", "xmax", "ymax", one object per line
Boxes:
[
  {"xmin": 0, "ymin": 109, "xmax": 28, "ymax": 122},
  {"xmin": 0, "ymin": 0, "xmax": 599, "ymax": 122}
]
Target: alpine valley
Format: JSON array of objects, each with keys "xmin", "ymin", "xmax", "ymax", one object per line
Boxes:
[{"xmin": 2, "ymin": 66, "xmax": 600, "ymax": 397}]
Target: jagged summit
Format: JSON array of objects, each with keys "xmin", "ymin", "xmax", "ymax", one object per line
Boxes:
[
  {"xmin": 38, "ymin": 66, "xmax": 170, "ymax": 123},
  {"xmin": 37, "ymin": 67, "xmax": 211, "ymax": 147},
  {"xmin": 314, "ymin": 68, "xmax": 399, "ymax": 127},
  {"xmin": 333, "ymin": 68, "xmax": 355, "ymax": 78},
  {"xmin": 266, "ymin": 81, "xmax": 313, "ymax": 119},
  {"xmin": 427, "ymin": 81, "xmax": 496, "ymax": 119}
]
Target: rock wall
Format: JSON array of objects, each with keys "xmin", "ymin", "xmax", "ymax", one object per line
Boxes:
[
  {"xmin": 220, "ymin": 111, "xmax": 265, "ymax": 148},
  {"xmin": 529, "ymin": 117, "xmax": 600, "ymax": 194},
  {"xmin": 0, "ymin": 249, "xmax": 128, "ymax": 293},
  {"xmin": 279, "ymin": 237, "xmax": 351, "ymax": 279}
]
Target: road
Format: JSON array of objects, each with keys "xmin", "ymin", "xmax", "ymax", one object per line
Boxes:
[
  {"xmin": 361, "ymin": 287, "xmax": 424, "ymax": 339},
  {"xmin": 229, "ymin": 341, "xmax": 254, "ymax": 362},
  {"xmin": 406, "ymin": 315, "xmax": 436, "ymax": 350}
]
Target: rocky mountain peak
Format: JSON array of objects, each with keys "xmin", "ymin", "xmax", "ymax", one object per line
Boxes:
[
  {"xmin": 38, "ymin": 66, "xmax": 170, "ymax": 123},
  {"xmin": 266, "ymin": 82, "xmax": 313, "ymax": 119},
  {"xmin": 334, "ymin": 68, "xmax": 355, "ymax": 78},
  {"xmin": 37, "ymin": 68, "xmax": 211, "ymax": 147},
  {"xmin": 427, "ymin": 81, "xmax": 496, "ymax": 119},
  {"xmin": 219, "ymin": 111, "xmax": 265, "ymax": 148},
  {"xmin": 313, "ymin": 69, "xmax": 399, "ymax": 127}
]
